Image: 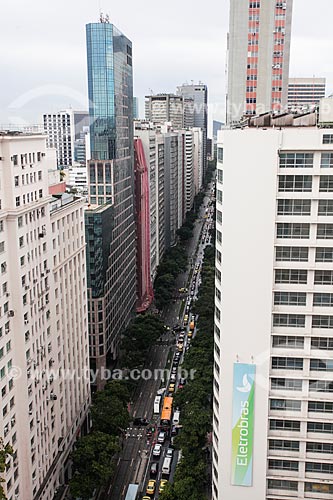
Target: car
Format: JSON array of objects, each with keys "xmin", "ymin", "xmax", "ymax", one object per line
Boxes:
[
  {"xmin": 187, "ymin": 331, "xmax": 193, "ymax": 339},
  {"xmin": 171, "ymin": 366, "xmax": 177, "ymax": 374},
  {"xmin": 171, "ymin": 425, "xmax": 178, "ymax": 436},
  {"xmin": 142, "ymin": 497, "xmax": 151, "ymax": 500},
  {"xmin": 170, "ymin": 373, "xmax": 176, "ymax": 383},
  {"xmin": 169, "ymin": 383, "xmax": 175, "ymax": 393},
  {"xmin": 177, "ymin": 344, "xmax": 183, "ymax": 353},
  {"xmin": 174, "ymin": 351, "xmax": 181, "ymax": 358},
  {"xmin": 153, "ymin": 443, "xmax": 162, "ymax": 457},
  {"xmin": 146, "ymin": 426, "xmax": 153, "ymax": 438},
  {"xmin": 185, "ymin": 305, "xmax": 190, "ymax": 313},
  {"xmin": 150, "ymin": 462, "xmax": 159, "ymax": 476},
  {"xmin": 173, "ymin": 359, "xmax": 179, "ymax": 367},
  {"xmin": 133, "ymin": 417, "xmax": 149, "ymax": 426},
  {"xmin": 146, "ymin": 479, "xmax": 156, "ymax": 495},
  {"xmin": 157, "ymin": 431, "xmax": 166, "ymax": 443},
  {"xmin": 159, "ymin": 479, "xmax": 169, "ymax": 494},
  {"xmin": 166, "ymin": 448, "xmax": 174, "ymax": 458}
]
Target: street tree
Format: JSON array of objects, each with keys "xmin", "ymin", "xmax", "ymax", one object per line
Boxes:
[
  {"xmin": 69, "ymin": 431, "xmax": 119, "ymax": 500},
  {"xmin": 0, "ymin": 439, "xmax": 13, "ymax": 500}
]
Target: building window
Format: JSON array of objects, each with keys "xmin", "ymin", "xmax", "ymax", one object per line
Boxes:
[
  {"xmin": 308, "ymin": 401, "xmax": 333, "ymax": 414},
  {"xmin": 272, "ymin": 336, "xmax": 304, "ymax": 349},
  {"xmin": 318, "ymin": 200, "xmax": 333, "ymax": 216},
  {"xmin": 306, "ymin": 442, "xmax": 333, "ymax": 455},
  {"xmin": 312, "ymin": 316, "xmax": 333, "ymax": 329},
  {"xmin": 270, "ymin": 419, "xmax": 300, "ymax": 431},
  {"xmin": 321, "ymin": 152, "xmax": 333, "ymax": 168},
  {"xmin": 313, "ymin": 293, "xmax": 333, "ymax": 307},
  {"xmin": 276, "ymin": 223, "xmax": 310, "ymax": 239},
  {"xmin": 274, "ymin": 292, "xmax": 306, "ymax": 306},
  {"xmin": 275, "ymin": 246, "xmax": 308, "ymax": 262},
  {"xmin": 277, "ymin": 199, "xmax": 311, "ymax": 216},
  {"xmin": 268, "ymin": 479, "xmax": 298, "ymax": 492},
  {"xmin": 271, "ymin": 378, "xmax": 302, "ymax": 391},
  {"xmin": 306, "ymin": 462, "xmax": 333, "ymax": 474},
  {"xmin": 275, "ymin": 269, "xmax": 307, "ymax": 284},
  {"xmin": 317, "ymin": 224, "xmax": 333, "ymax": 239},
  {"xmin": 279, "ymin": 153, "xmax": 313, "ymax": 168},
  {"xmin": 319, "ymin": 175, "xmax": 333, "ymax": 192},
  {"xmin": 311, "ymin": 337, "xmax": 333, "ymax": 350},
  {"xmin": 309, "ymin": 380, "xmax": 333, "ymax": 393},
  {"xmin": 278, "ymin": 175, "xmax": 312, "ymax": 191},
  {"xmin": 217, "ymin": 148, "xmax": 223, "ymax": 163},
  {"xmin": 272, "ymin": 356, "xmax": 304, "ymax": 370},
  {"xmin": 268, "ymin": 459, "xmax": 299, "ymax": 471},
  {"xmin": 316, "ymin": 247, "xmax": 333, "ymax": 262},
  {"xmin": 270, "ymin": 399, "xmax": 301, "ymax": 412},
  {"xmin": 307, "ymin": 422, "xmax": 333, "ymax": 434},
  {"xmin": 15, "ymin": 197, "xmax": 20, "ymax": 207},
  {"xmin": 314, "ymin": 270, "xmax": 333, "ymax": 285},
  {"xmin": 269, "ymin": 439, "xmax": 299, "ymax": 452},
  {"xmin": 310, "ymin": 359, "xmax": 333, "ymax": 371},
  {"xmin": 323, "ymin": 134, "xmax": 333, "ymax": 144}
]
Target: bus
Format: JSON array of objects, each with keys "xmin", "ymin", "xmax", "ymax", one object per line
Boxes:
[
  {"xmin": 160, "ymin": 396, "xmax": 173, "ymax": 429},
  {"xmin": 154, "ymin": 395, "xmax": 162, "ymax": 414},
  {"xmin": 125, "ymin": 483, "xmax": 139, "ymax": 500}
]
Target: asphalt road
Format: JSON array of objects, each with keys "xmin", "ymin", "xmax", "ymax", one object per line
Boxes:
[{"xmin": 105, "ymin": 184, "xmax": 214, "ymax": 500}]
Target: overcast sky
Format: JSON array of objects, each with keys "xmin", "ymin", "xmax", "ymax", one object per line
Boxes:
[{"xmin": 1, "ymin": 0, "xmax": 333, "ymax": 131}]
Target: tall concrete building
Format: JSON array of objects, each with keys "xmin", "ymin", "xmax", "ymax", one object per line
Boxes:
[
  {"xmin": 226, "ymin": 0, "xmax": 293, "ymax": 124},
  {"xmin": 85, "ymin": 17, "xmax": 136, "ymax": 385},
  {"xmin": 0, "ymin": 131, "xmax": 90, "ymax": 500},
  {"xmin": 43, "ymin": 110, "xmax": 89, "ymax": 168},
  {"xmin": 214, "ymin": 103, "xmax": 333, "ymax": 500},
  {"xmin": 145, "ymin": 94, "xmax": 194, "ymax": 129},
  {"xmin": 288, "ymin": 78, "xmax": 326, "ymax": 111},
  {"xmin": 177, "ymin": 83, "xmax": 208, "ymax": 176}
]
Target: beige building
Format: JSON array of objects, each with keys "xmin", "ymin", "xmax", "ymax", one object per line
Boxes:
[
  {"xmin": 288, "ymin": 78, "xmax": 326, "ymax": 111},
  {"xmin": 0, "ymin": 131, "xmax": 90, "ymax": 500}
]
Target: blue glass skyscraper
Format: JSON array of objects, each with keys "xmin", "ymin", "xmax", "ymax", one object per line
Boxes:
[{"xmin": 85, "ymin": 18, "xmax": 136, "ymax": 386}]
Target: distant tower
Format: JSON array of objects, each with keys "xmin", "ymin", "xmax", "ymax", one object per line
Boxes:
[{"xmin": 227, "ymin": 0, "xmax": 293, "ymax": 124}]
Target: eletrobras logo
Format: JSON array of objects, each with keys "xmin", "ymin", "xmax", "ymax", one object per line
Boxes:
[{"xmin": 231, "ymin": 363, "xmax": 256, "ymax": 487}]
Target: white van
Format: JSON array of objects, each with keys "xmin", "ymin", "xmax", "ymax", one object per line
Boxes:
[
  {"xmin": 162, "ymin": 456, "xmax": 172, "ymax": 475},
  {"xmin": 172, "ymin": 410, "xmax": 180, "ymax": 425},
  {"xmin": 154, "ymin": 395, "xmax": 161, "ymax": 414}
]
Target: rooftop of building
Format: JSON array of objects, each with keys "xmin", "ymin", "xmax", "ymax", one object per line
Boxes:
[
  {"xmin": 49, "ymin": 193, "xmax": 83, "ymax": 213},
  {"xmin": 0, "ymin": 126, "xmax": 45, "ymax": 137},
  {"xmin": 230, "ymin": 98, "xmax": 333, "ymax": 130}
]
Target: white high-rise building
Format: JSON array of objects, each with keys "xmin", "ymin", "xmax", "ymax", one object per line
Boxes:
[
  {"xmin": 214, "ymin": 103, "xmax": 333, "ymax": 500},
  {"xmin": 227, "ymin": 0, "xmax": 293, "ymax": 124},
  {"xmin": 0, "ymin": 131, "xmax": 90, "ymax": 500},
  {"xmin": 43, "ymin": 110, "xmax": 89, "ymax": 168}
]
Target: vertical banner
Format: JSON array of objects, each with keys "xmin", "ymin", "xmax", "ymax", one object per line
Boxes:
[{"xmin": 231, "ymin": 363, "xmax": 256, "ymax": 487}]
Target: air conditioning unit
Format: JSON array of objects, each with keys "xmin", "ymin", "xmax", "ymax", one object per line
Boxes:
[
  {"xmin": 5, "ymin": 292, "xmax": 10, "ymax": 297},
  {"xmin": 7, "ymin": 310, "xmax": 14, "ymax": 317},
  {"xmin": 24, "ymin": 320, "xmax": 29, "ymax": 325},
  {"xmin": 24, "ymin": 285, "xmax": 29, "ymax": 290},
  {"xmin": 41, "ymin": 273, "xmax": 44, "ymax": 277}
]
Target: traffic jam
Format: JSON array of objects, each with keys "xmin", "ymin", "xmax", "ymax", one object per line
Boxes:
[{"xmin": 141, "ymin": 184, "xmax": 215, "ymax": 499}]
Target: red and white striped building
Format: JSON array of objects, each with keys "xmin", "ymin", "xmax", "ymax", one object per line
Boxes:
[{"xmin": 227, "ymin": 0, "xmax": 293, "ymax": 125}]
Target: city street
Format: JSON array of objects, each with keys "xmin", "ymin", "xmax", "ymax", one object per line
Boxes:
[{"xmin": 105, "ymin": 185, "xmax": 213, "ymax": 500}]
